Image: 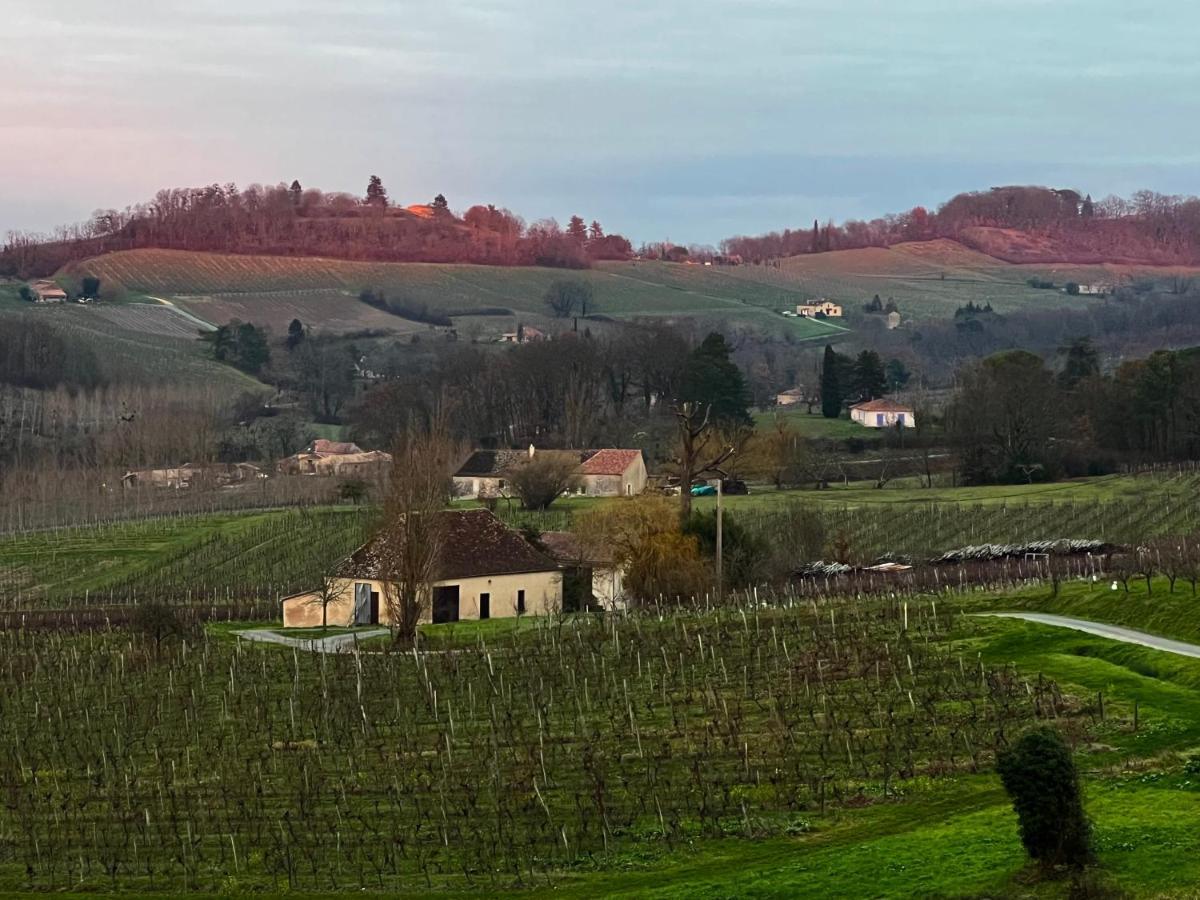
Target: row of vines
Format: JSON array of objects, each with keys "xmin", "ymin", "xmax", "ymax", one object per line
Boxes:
[{"xmin": 0, "ymin": 594, "xmax": 1087, "ymax": 892}]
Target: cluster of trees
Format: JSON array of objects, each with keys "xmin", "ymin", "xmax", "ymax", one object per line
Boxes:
[
  {"xmin": 348, "ymin": 324, "xmax": 751, "ymax": 453},
  {"xmin": 819, "ymin": 346, "xmax": 908, "ymax": 417},
  {"xmin": 721, "ymin": 186, "xmax": 1200, "ymax": 266},
  {"xmin": 210, "ymin": 321, "xmax": 270, "ymax": 374},
  {"xmin": 946, "ymin": 343, "xmax": 1200, "ymax": 483},
  {"xmin": 0, "ymin": 321, "xmax": 106, "ymax": 391},
  {"xmin": 1, "ymin": 179, "xmax": 633, "ymax": 277},
  {"xmin": 862, "ymin": 294, "xmax": 898, "ymax": 315},
  {"xmin": 862, "ymin": 284, "xmax": 1200, "ymax": 384}
]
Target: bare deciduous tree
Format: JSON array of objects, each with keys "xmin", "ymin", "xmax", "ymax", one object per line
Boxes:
[
  {"xmin": 377, "ymin": 419, "xmax": 456, "ymax": 645},
  {"xmin": 307, "ymin": 573, "xmax": 350, "ymax": 632},
  {"xmin": 673, "ymin": 402, "xmax": 735, "ymax": 523}
]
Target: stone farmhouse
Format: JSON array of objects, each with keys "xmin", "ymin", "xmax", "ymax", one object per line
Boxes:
[{"xmin": 281, "ymin": 509, "xmax": 562, "ymax": 627}]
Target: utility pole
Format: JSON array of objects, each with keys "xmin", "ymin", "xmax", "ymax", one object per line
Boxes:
[{"xmin": 716, "ymin": 476, "xmax": 723, "ymax": 601}]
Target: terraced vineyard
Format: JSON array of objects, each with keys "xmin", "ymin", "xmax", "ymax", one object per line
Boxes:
[
  {"xmin": 0, "ymin": 299, "xmax": 259, "ymax": 389},
  {"xmin": 63, "ymin": 249, "xmax": 846, "ymax": 339},
  {"xmin": 0, "ymin": 508, "xmax": 371, "ymax": 614}
]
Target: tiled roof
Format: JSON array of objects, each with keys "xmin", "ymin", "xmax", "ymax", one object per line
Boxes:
[
  {"xmin": 538, "ymin": 531, "xmax": 615, "ymax": 565},
  {"xmin": 311, "ymin": 439, "xmax": 363, "ymax": 456},
  {"xmin": 578, "ymin": 449, "xmax": 641, "ymax": 476},
  {"xmin": 338, "ymin": 509, "xmax": 558, "ymax": 581},
  {"xmin": 454, "ymin": 449, "xmax": 528, "ymax": 477},
  {"xmin": 850, "ymin": 399, "xmax": 912, "ymax": 413}
]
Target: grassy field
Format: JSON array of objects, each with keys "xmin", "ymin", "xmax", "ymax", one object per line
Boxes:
[
  {"xmin": 753, "ymin": 406, "xmax": 874, "ymax": 440},
  {"xmin": 61, "ymin": 249, "xmax": 848, "ymax": 340}
]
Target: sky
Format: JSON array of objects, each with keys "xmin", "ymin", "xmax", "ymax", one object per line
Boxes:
[{"xmin": 4, "ymin": 0, "xmax": 1200, "ymax": 245}]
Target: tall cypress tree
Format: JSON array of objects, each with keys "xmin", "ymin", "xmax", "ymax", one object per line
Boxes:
[{"xmin": 821, "ymin": 344, "xmax": 843, "ymax": 418}]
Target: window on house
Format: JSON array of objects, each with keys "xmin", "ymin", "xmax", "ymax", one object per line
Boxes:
[
  {"xmin": 876, "ymin": 413, "xmax": 884, "ymax": 426},
  {"xmin": 517, "ymin": 589, "xmax": 526, "ymax": 614}
]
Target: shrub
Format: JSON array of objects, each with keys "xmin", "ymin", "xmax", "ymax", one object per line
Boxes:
[
  {"xmin": 509, "ymin": 451, "xmax": 580, "ymax": 509},
  {"xmin": 997, "ymin": 727, "xmax": 1093, "ymax": 869}
]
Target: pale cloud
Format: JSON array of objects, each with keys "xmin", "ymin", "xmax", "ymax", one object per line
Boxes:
[{"xmin": 1, "ymin": 0, "xmax": 1198, "ymax": 243}]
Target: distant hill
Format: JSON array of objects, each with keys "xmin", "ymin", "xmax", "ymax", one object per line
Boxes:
[
  {"xmin": 725, "ymin": 185, "xmax": 1200, "ymax": 267},
  {"xmin": 697, "ymin": 238, "xmax": 1200, "ymax": 320},
  {"xmin": 0, "ymin": 181, "xmax": 633, "ymax": 278}
]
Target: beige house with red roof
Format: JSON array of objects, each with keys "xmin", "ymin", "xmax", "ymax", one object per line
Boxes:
[
  {"xmin": 850, "ymin": 398, "xmax": 915, "ymax": 429},
  {"xmin": 281, "ymin": 509, "xmax": 562, "ymax": 627},
  {"xmin": 576, "ymin": 449, "xmax": 646, "ymax": 497}
]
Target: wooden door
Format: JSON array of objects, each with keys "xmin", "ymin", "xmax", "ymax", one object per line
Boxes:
[{"xmin": 432, "ymin": 586, "xmax": 460, "ymax": 624}]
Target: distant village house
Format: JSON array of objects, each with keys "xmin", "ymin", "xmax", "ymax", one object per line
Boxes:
[
  {"xmin": 27, "ymin": 280, "xmax": 68, "ymax": 303},
  {"xmin": 499, "ymin": 325, "xmax": 546, "ymax": 344},
  {"xmin": 850, "ymin": 399, "xmax": 915, "ymax": 429},
  {"xmin": 277, "ymin": 439, "xmax": 392, "ymax": 476},
  {"xmin": 452, "ymin": 446, "xmax": 647, "ymax": 499},
  {"xmin": 796, "ymin": 300, "xmax": 843, "ymax": 318}
]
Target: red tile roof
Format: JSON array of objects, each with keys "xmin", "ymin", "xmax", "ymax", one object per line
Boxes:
[
  {"xmin": 311, "ymin": 439, "xmax": 363, "ymax": 456},
  {"xmin": 850, "ymin": 399, "xmax": 913, "ymax": 413},
  {"xmin": 579, "ymin": 449, "xmax": 641, "ymax": 476}
]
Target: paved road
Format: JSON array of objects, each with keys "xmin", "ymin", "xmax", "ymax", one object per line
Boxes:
[
  {"xmin": 980, "ymin": 613, "xmax": 1200, "ymax": 660},
  {"xmin": 237, "ymin": 628, "xmax": 388, "ymax": 653}
]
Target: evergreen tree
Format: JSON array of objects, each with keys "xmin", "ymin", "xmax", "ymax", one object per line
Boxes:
[
  {"xmin": 1058, "ymin": 337, "xmax": 1100, "ymax": 388},
  {"xmin": 588, "ymin": 220, "xmax": 604, "ymax": 241},
  {"xmin": 884, "ymin": 297, "xmax": 898, "ymax": 314},
  {"xmin": 997, "ymin": 727, "xmax": 1093, "ymax": 868},
  {"xmin": 821, "ymin": 344, "xmax": 843, "ymax": 418},
  {"xmin": 289, "ymin": 180, "xmax": 303, "ymax": 207},
  {"xmin": 365, "ymin": 175, "xmax": 388, "ymax": 207},
  {"xmin": 235, "ymin": 322, "xmax": 271, "ymax": 374},
  {"xmin": 885, "ymin": 358, "xmax": 911, "ymax": 391},
  {"xmin": 566, "ymin": 215, "xmax": 588, "ymax": 244},
  {"xmin": 811, "ymin": 219, "xmax": 820, "ymax": 253},
  {"xmin": 286, "ymin": 318, "xmax": 306, "ymax": 351},
  {"xmin": 679, "ymin": 332, "xmax": 752, "ymax": 427},
  {"xmin": 432, "ymin": 193, "xmax": 448, "ymax": 209},
  {"xmin": 852, "ymin": 350, "xmax": 887, "ymax": 400}
]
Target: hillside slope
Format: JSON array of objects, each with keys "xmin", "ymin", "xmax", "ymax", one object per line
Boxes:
[
  {"xmin": 61, "ymin": 249, "xmax": 848, "ymax": 340},
  {"xmin": 725, "ymin": 238, "xmax": 1200, "ymax": 320}
]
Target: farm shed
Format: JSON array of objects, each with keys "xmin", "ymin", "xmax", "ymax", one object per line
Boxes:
[
  {"xmin": 576, "ymin": 449, "xmax": 647, "ymax": 497},
  {"xmin": 850, "ymin": 399, "xmax": 915, "ymax": 429},
  {"xmin": 28, "ymin": 280, "xmax": 68, "ymax": 303},
  {"xmin": 282, "ymin": 509, "xmax": 562, "ymax": 627},
  {"xmin": 538, "ymin": 531, "xmax": 627, "ymax": 611}
]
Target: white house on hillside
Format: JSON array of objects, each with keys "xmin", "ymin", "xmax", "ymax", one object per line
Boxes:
[{"xmin": 850, "ymin": 399, "xmax": 915, "ymax": 429}]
